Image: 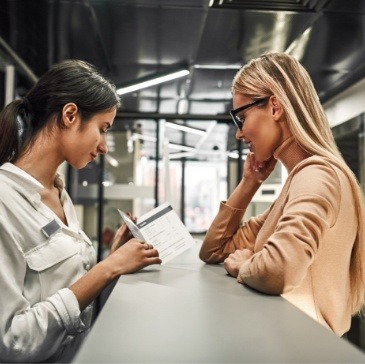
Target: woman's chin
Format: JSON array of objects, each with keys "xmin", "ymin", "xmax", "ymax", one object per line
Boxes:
[
  {"xmin": 255, "ymin": 154, "xmax": 273, "ymax": 164},
  {"xmin": 254, "ymin": 155, "xmax": 266, "ymax": 164},
  {"xmin": 70, "ymin": 161, "xmax": 89, "ymax": 170}
]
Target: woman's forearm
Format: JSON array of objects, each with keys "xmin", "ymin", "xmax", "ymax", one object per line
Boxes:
[
  {"xmin": 199, "ymin": 177, "xmax": 262, "ymax": 263},
  {"xmin": 69, "ymin": 260, "xmax": 115, "ymax": 311},
  {"xmin": 69, "ymin": 240, "xmax": 161, "ymax": 311},
  {"xmin": 226, "ymin": 177, "xmax": 262, "ymax": 210}
]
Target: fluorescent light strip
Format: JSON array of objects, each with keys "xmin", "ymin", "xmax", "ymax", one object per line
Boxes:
[
  {"xmin": 168, "ymin": 143, "xmax": 196, "ymax": 152},
  {"xmin": 165, "ymin": 121, "xmax": 207, "ymax": 136},
  {"xmin": 227, "ymin": 149, "xmax": 249, "ymax": 160},
  {"xmin": 194, "ymin": 64, "xmax": 241, "ymax": 70},
  {"xmin": 105, "ymin": 154, "xmax": 119, "ymax": 167},
  {"xmin": 285, "ymin": 27, "xmax": 312, "ymax": 61},
  {"xmin": 169, "ymin": 152, "xmax": 196, "ymax": 160},
  {"xmin": 227, "ymin": 151, "xmax": 246, "ymax": 160},
  {"xmin": 117, "ymin": 69, "xmax": 190, "ymax": 95}
]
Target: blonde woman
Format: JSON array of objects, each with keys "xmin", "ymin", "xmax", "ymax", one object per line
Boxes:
[{"xmin": 199, "ymin": 52, "xmax": 365, "ymax": 337}]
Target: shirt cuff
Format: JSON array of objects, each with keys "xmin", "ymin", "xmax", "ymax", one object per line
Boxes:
[
  {"xmin": 47, "ymin": 288, "xmax": 87, "ymax": 335},
  {"xmin": 237, "ymin": 260, "xmax": 251, "ymax": 284},
  {"xmin": 221, "ymin": 201, "xmax": 245, "ymax": 212}
]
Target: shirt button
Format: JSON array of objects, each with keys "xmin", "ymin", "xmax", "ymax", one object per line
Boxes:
[{"xmin": 85, "ymin": 264, "xmax": 90, "ymax": 270}]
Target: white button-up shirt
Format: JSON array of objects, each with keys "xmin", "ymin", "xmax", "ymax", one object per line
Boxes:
[{"xmin": 0, "ymin": 163, "xmax": 97, "ymax": 363}]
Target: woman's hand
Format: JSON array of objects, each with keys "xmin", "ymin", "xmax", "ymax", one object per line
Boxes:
[
  {"xmin": 224, "ymin": 249, "xmax": 253, "ymax": 278},
  {"xmin": 243, "ymin": 152, "xmax": 277, "ymax": 183},
  {"xmin": 70, "ymin": 239, "xmax": 161, "ymax": 311},
  {"xmin": 110, "ymin": 213, "xmax": 136, "ymax": 254},
  {"xmin": 105, "ymin": 239, "xmax": 162, "ymax": 277}
]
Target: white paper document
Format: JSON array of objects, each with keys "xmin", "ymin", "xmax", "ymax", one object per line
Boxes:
[
  {"xmin": 116, "ymin": 209, "xmax": 146, "ymax": 242},
  {"xmin": 118, "ymin": 202, "xmax": 195, "ymax": 264}
]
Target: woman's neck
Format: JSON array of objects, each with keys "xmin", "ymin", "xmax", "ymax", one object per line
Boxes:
[
  {"xmin": 273, "ymin": 136, "xmax": 312, "ymax": 173},
  {"xmin": 14, "ymin": 138, "xmax": 62, "ymax": 189}
]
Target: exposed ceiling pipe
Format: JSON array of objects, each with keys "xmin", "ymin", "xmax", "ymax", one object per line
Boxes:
[
  {"xmin": 82, "ymin": 0, "xmax": 112, "ymax": 75},
  {"xmin": 0, "ymin": 35, "xmax": 38, "ymax": 85},
  {"xmin": 182, "ymin": 5, "xmax": 210, "ymax": 99}
]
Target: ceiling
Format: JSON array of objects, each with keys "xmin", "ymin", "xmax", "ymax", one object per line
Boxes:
[{"xmin": 1, "ymin": 0, "xmax": 365, "ymax": 162}]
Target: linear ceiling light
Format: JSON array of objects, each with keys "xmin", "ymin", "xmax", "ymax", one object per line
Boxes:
[
  {"xmin": 165, "ymin": 121, "xmax": 207, "ymax": 136},
  {"xmin": 194, "ymin": 64, "xmax": 241, "ymax": 70},
  {"xmin": 117, "ymin": 68, "xmax": 190, "ymax": 95},
  {"xmin": 285, "ymin": 27, "xmax": 312, "ymax": 61},
  {"xmin": 105, "ymin": 154, "xmax": 119, "ymax": 167},
  {"xmin": 168, "ymin": 143, "xmax": 196, "ymax": 152},
  {"xmin": 169, "ymin": 152, "xmax": 196, "ymax": 160},
  {"xmin": 227, "ymin": 148, "xmax": 250, "ymax": 159},
  {"xmin": 131, "ymin": 133, "xmax": 157, "ymax": 142}
]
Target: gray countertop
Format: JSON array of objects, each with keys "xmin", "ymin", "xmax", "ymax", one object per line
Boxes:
[{"xmin": 74, "ymin": 241, "xmax": 365, "ymax": 363}]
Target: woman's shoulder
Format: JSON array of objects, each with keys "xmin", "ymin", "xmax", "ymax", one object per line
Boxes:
[
  {"xmin": 0, "ymin": 169, "xmax": 18, "ymax": 200},
  {"xmin": 0, "ymin": 163, "xmax": 42, "ymax": 197},
  {"xmin": 294, "ymin": 154, "xmax": 336, "ymax": 169},
  {"xmin": 291, "ymin": 155, "xmax": 345, "ymax": 182},
  {"xmin": 287, "ymin": 155, "xmax": 345, "ymax": 198}
]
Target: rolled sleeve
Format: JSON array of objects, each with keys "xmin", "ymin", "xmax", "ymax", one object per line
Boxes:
[{"xmin": 49, "ymin": 288, "xmax": 86, "ymax": 334}]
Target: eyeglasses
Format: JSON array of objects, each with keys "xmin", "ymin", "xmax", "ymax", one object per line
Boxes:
[{"xmin": 229, "ymin": 98, "xmax": 268, "ymax": 130}]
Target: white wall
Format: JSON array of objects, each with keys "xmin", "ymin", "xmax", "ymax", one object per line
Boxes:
[{"xmin": 324, "ymin": 78, "xmax": 365, "ymax": 127}]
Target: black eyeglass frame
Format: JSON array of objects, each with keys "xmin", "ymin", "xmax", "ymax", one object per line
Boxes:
[{"xmin": 229, "ymin": 98, "xmax": 268, "ymax": 130}]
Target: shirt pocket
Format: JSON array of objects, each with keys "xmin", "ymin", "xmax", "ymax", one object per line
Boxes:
[
  {"xmin": 25, "ymin": 235, "xmax": 82, "ymax": 300},
  {"xmin": 78, "ymin": 230, "xmax": 94, "ymax": 247}
]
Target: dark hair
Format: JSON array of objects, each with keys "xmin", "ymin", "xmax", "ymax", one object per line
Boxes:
[{"xmin": 0, "ymin": 59, "xmax": 121, "ymax": 165}]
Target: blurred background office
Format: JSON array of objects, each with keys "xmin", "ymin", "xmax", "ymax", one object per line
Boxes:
[{"xmin": 0, "ymin": 0, "xmax": 364, "ymax": 352}]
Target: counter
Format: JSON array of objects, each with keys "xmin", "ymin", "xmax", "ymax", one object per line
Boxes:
[{"xmin": 74, "ymin": 241, "xmax": 365, "ymax": 363}]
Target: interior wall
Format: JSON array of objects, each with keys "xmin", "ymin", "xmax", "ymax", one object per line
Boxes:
[{"xmin": 324, "ymin": 78, "xmax": 365, "ymax": 128}]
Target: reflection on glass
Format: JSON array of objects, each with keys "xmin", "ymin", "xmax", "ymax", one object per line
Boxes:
[{"xmin": 184, "ymin": 161, "xmax": 227, "ymax": 233}]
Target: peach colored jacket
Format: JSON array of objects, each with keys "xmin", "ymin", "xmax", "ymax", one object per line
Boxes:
[{"xmin": 200, "ymin": 139, "xmax": 357, "ymax": 336}]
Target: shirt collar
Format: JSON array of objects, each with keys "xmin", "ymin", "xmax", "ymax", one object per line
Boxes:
[{"xmin": 0, "ymin": 162, "xmax": 65, "ymax": 193}]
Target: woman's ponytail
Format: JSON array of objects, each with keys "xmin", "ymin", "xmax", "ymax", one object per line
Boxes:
[{"xmin": 0, "ymin": 99, "xmax": 23, "ymax": 165}]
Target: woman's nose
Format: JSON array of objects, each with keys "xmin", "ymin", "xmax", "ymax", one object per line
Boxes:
[
  {"xmin": 98, "ymin": 138, "xmax": 108, "ymax": 154},
  {"xmin": 235, "ymin": 128, "xmax": 244, "ymax": 140}
]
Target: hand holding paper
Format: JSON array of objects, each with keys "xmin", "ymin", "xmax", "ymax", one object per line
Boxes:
[
  {"xmin": 117, "ymin": 202, "xmax": 195, "ymax": 264},
  {"xmin": 117, "ymin": 209, "xmax": 146, "ymax": 242}
]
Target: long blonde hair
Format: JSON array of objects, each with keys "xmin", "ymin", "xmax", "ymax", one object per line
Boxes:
[{"xmin": 232, "ymin": 51, "xmax": 365, "ymax": 315}]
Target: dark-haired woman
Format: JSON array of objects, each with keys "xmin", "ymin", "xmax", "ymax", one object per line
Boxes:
[{"xmin": 0, "ymin": 60, "xmax": 161, "ymax": 363}]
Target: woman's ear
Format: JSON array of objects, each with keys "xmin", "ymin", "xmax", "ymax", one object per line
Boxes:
[
  {"xmin": 62, "ymin": 103, "xmax": 79, "ymax": 128},
  {"xmin": 269, "ymin": 96, "xmax": 283, "ymax": 121}
]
